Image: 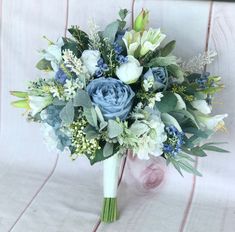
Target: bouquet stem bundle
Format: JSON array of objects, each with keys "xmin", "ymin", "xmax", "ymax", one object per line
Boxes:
[{"xmin": 101, "ymin": 153, "xmax": 122, "ymax": 222}]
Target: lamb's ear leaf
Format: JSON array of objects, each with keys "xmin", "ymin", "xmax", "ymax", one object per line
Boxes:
[
  {"xmin": 74, "ymin": 89, "xmax": 92, "ymax": 108},
  {"xmin": 107, "ymin": 120, "xmax": 123, "ymax": 138},
  {"xmin": 59, "ymin": 100, "xmax": 74, "ymax": 124},
  {"xmin": 103, "ymin": 21, "xmax": 119, "ymax": 43}
]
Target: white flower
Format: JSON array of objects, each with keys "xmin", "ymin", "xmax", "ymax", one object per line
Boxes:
[
  {"xmin": 81, "ymin": 50, "xmax": 100, "ymax": 75},
  {"xmin": 116, "ymin": 55, "xmax": 143, "ymax": 84},
  {"xmin": 195, "ymin": 112, "xmax": 228, "ymax": 131},
  {"xmin": 29, "ymin": 95, "xmax": 53, "ymax": 116},
  {"xmin": 191, "ymin": 100, "xmax": 211, "ymax": 114},
  {"xmin": 148, "ymin": 92, "xmax": 163, "ymax": 108},
  {"xmin": 122, "ymin": 30, "xmax": 141, "ymax": 56},
  {"xmin": 43, "ymin": 37, "xmax": 64, "ymax": 71},
  {"xmin": 140, "ymin": 28, "xmax": 166, "ymax": 56},
  {"xmin": 131, "ymin": 107, "xmax": 167, "ymax": 160},
  {"xmin": 174, "ymin": 93, "xmax": 186, "ymax": 110},
  {"xmin": 143, "ymin": 75, "xmax": 154, "ymax": 91}
]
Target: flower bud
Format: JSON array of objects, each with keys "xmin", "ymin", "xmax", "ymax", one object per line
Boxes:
[{"xmin": 134, "ymin": 9, "xmax": 149, "ymax": 32}]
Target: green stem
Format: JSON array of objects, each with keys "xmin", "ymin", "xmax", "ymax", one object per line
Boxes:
[{"xmin": 101, "ymin": 198, "xmax": 118, "ymax": 223}]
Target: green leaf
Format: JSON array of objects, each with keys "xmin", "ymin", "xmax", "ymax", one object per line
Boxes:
[
  {"xmin": 89, "ymin": 144, "xmax": 119, "ymax": 165},
  {"xmin": 167, "ymin": 64, "xmax": 184, "ymax": 80},
  {"xmin": 83, "ymin": 107, "xmax": 98, "ymax": 128},
  {"xmin": 119, "ymin": 9, "xmax": 128, "ymax": 20},
  {"xmin": 59, "ymin": 100, "xmax": 74, "ymax": 124},
  {"xmin": 171, "ymin": 110, "xmax": 199, "ymax": 128},
  {"xmin": 62, "ymin": 38, "xmax": 82, "ymax": 58},
  {"xmin": 147, "ymin": 56, "xmax": 177, "ymax": 67},
  {"xmin": 10, "ymin": 91, "xmax": 28, "ymax": 98},
  {"xmin": 160, "ymin": 40, "xmax": 176, "ymax": 56},
  {"xmin": 99, "ymin": 121, "xmax": 108, "ymax": 132},
  {"xmin": 11, "ymin": 99, "xmax": 30, "ymax": 109},
  {"xmin": 191, "ymin": 147, "xmax": 207, "ymax": 157},
  {"xmin": 74, "ymin": 89, "xmax": 92, "ymax": 108},
  {"xmin": 36, "ymin": 59, "xmax": 52, "ymax": 71},
  {"xmin": 201, "ymin": 145, "xmax": 229, "ymax": 153},
  {"xmin": 103, "ymin": 21, "xmax": 119, "ymax": 43},
  {"xmin": 178, "ymin": 160, "xmax": 202, "ymax": 176},
  {"xmin": 103, "ymin": 142, "xmax": 114, "ymax": 157},
  {"xmin": 68, "ymin": 26, "xmax": 89, "ymax": 46},
  {"xmin": 107, "ymin": 120, "xmax": 123, "ymax": 138},
  {"xmin": 157, "ymin": 92, "xmax": 177, "ymax": 113}
]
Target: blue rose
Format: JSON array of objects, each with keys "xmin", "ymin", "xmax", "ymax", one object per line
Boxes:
[
  {"xmin": 55, "ymin": 68, "xmax": 68, "ymax": 84},
  {"xmin": 144, "ymin": 67, "xmax": 167, "ymax": 90},
  {"xmin": 86, "ymin": 77, "xmax": 135, "ymax": 120}
]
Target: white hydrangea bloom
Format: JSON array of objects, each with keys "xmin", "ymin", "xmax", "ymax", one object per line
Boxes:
[{"xmin": 131, "ymin": 107, "xmax": 167, "ymax": 160}]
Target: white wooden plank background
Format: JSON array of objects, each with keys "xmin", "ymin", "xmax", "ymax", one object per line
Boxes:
[{"xmin": 0, "ymin": 1, "xmax": 234, "ymax": 232}]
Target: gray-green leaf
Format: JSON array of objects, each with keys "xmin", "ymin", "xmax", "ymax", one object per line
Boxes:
[
  {"xmin": 103, "ymin": 21, "xmax": 119, "ymax": 43},
  {"xmin": 74, "ymin": 89, "xmax": 92, "ymax": 108},
  {"xmin": 103, "ymin": 142, "xmax": 114, "ymax": 157},
  {"xmin": 83, "ymin": 107, "xmax": 98, "ymax": 128},
  {"xmin": 59, "ymin": 100, "xmax": 74, "ymax": 124},
  {"xmin": 160, "ymin": 40, "xmax": 176, "ymax": 56},
  {"xmin": 147, "ymin": 56, "xmax": 177, "ymax": 67},
  {"xmin": 157, "ymin": 92, "xmax": 177, "ymax": 113},
  {"xmin": 107, "ymin": 120, "xmax": 123, "ymax": 138}
]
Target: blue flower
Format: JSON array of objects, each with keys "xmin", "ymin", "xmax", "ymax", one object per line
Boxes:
[
  {"xmin": 113, "ymin": 42, "xmax": 123, "ymax": 54},
  {"xmin": 96, "ymin": 58, "xmax": 109, "ymax": 73},
  {"xmin": 115, "ymin": 55, "xmax": 128, "ymax": 64},
  {"xmin": 86, "ymin": 77, "xmax": 135, "ymax": 120},
  {"xmin": 55, "ymin": 68, "xmax": 68, "ymax": 84},
  {"xmin": 164, "ymin": 125, "xmax": 185, "ymax": 156},
  {"xmin": 196, "ymin": 71, "xmax": 210, "ymax": 89},
  {"xmin": 144, "ymin": 67, "xmax": 167, "ymax": 90}
]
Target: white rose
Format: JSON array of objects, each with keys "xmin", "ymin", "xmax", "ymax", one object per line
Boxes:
[
  {"xmin": 81, "ymin": 50, "xmax": 100, "ymax": 75},
  {"xmin": 140, "ymin": 28, "xmax": 166, "ymax": 56},
  {"xmin": 122, "ymin": 30, "xmax": 141, "ymax": 56},
  {"xmin": 191, "ymin": 100, "xmax": 212, "ymax": 114},
  {"xmin": 116, "ymin": 55, "xmax": 143, "ymax": 84}
]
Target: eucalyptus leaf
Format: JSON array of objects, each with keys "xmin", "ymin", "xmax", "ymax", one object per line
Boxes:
[
  {"xmin": 157, "ymin": 92, "xmax": 177, "ymax": 113},
  {"xmin": 107, "ymin": 120, "xmax": 123, "ymax": 138},
  {"xmin": 59, "ymin": 100, "xmax": 74, "ymax": 124},
  {"xmin": 119, "ymin": 9, "xmax": 128, "ymax": 20},
  {"xmin": 167, "ymin": 64, "xmax": 184, "ymax": 80}
]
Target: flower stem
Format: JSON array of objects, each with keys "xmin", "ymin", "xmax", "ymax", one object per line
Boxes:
[{"xmin": 101, "ymin": 198, "xmax": 118, "ymax": 223}]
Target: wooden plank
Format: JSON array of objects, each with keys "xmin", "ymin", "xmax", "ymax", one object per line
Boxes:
[{"xmin": 185, "ymin": 2, "xmax": 235, "ymax": 232}]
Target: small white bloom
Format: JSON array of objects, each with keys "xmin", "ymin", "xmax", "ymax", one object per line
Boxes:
[
  {"xmin": 81, "ymin": 50, "xmax": 100, "ymax": 75},
  {"xmin": 191, "ymin": 100, "xmax": 212, "ymax": 114},
  {"xmin": 140, "ymin": 28, "xmax": 166, "ymax": 56},
  {"xmin": 143, "ymin": 76, "xmax": 154, "ymax": 91},
  {"xmin": 116, "ymin": 55, "xmax": 143, "ymax": 84},
  {"xmin": 155, "ymin": 92, "xmax": 164, "ymax": 102},
  {"xmin": 29, "ymin": 95, "xmax": 53, "ymax": 116},
  {"xmin": 122, "ymin": 30, "xmax": 141, "ymax": 56}
]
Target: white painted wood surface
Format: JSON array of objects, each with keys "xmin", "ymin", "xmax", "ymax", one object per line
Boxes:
[{"xmin": 0, "ymin": 1, "xmax": 234, "ymax": 231}]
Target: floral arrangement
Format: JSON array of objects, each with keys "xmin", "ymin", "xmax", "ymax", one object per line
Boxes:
[{"xmin": 11, "ymin": 9, "xmax": 229, "ymax": 223}]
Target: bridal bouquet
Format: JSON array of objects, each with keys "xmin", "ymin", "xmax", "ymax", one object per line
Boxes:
[{"xmin": 11, "ymin": 9, "xmax": 228, "ymax": 223}]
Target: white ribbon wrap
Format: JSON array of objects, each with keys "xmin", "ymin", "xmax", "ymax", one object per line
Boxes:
[{"xmin": 103, "ymin": 153, "xmax": 121, "ymax": 198}]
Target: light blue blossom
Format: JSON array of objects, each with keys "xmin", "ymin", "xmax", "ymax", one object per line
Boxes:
[
  {"xmin": 86, "ymin": 77, "xmax": 135, "ymax": 120},
  {"xmin": 144, "ymin": 67, "xmax": 167, "ymax": 90}
]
